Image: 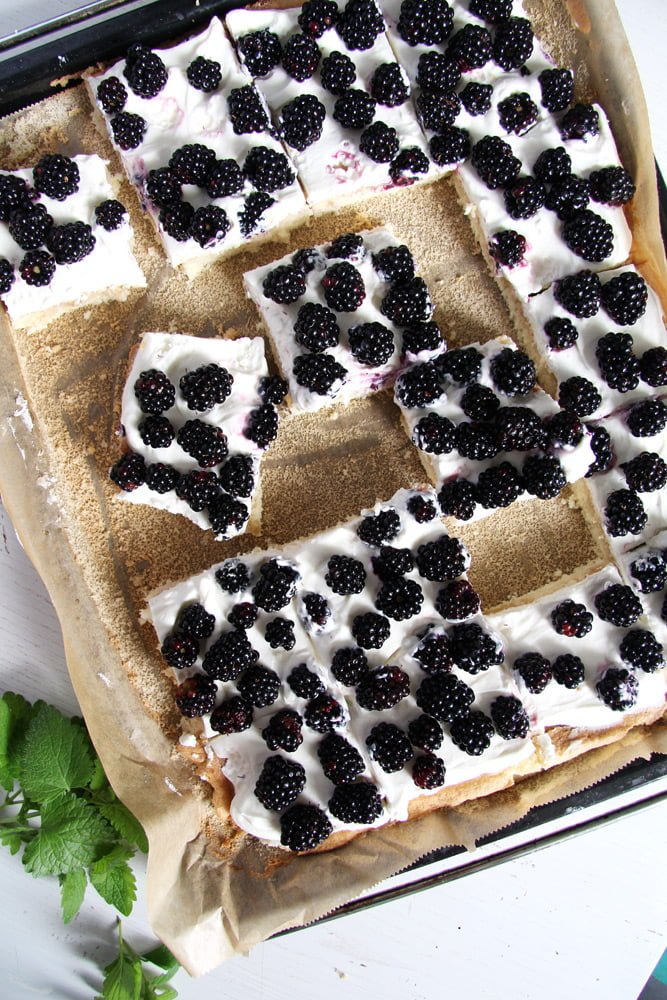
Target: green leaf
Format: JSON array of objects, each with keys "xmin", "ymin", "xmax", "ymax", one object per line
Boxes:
[
  {"xmin": 22, "ymin": 792, "xmax": 113, "ymax": 876},
  {"xmin": 141, "ymin": 945, "xmax": 179, "ymax": 975},
  {"xmin": 18, "ymin": 704, "xmax": 95, "ymax": 803},
  {"xmin": 89, "ymin": 756, "xmax": 109, "ymax": 792},
  {"xmin": 0, "ymin": 692, "xmax": 38, "ymax": 782},
  {"xmin": 0, "ymin": 698, "xmax": 12, "ymax": 790},
  {"xmin": 90, "ymin": 846, "xmax": 137, "ymax": 916},
  {"xmin": 0, "ymin": 828, "xmax": 24, "ymax": 855},
  {"xmin": 59, "ymin": 868, "xmax": 87, "ymax": 923},
  {"xmin": 100, "ymin": 950, "xmax": 143, "ymax": 1000},
  {"xmin": 98, "ymin": 800, "xmax": 149, "ymax": 854}
]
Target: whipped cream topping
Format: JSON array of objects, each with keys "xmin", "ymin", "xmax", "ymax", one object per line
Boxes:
[{"xmin": 0, "ymin": 155, "xmax": 145, "ymax": 328}]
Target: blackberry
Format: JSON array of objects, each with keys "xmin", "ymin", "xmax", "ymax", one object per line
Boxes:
[
  {"xmin": 490, "ymin": 695, "xmax": 530, "ymax": 740},
  {"xmin": 475, "ymin": 462, "xmax": 523, "ymax": 509},
  {"xmin": 395, "ymin": 362, "xmax": 443, "ymax": 408},
  {"xmin": 412, "ymin": 753, "xmax": 446, "ymax": 789},
  {"xmin": 402, "ymin": 321, "xmax": 445, "ymax": 357},
  {"xmin": 629, "ymin": 553, "xmax": 667, "ymax": 594},
  {"xmin": 413, "ymin": 413, "xmax": 456, "ymax": 454},
  {"xmin": 252, "ymin": 559, "xmax": 299, "ymax": 612},
  {"xmin": 305, "ymin": 693, "xmax": 346, "ymax": 732},
  {"xmin": 160, "ymin": 633, "xmax": 198, "ymax": 669},
  {"xmin": 416, "ymin": 536, "xmax": 468, "ymax": 582},
  {"xmin": 237, "ymin": 29, "xmax": 282, "ymax": 77},
  {"xmin": 264, "ymin": 617, "xmax": 296, "ymax": 650},
  {"xmin": 95, "ymin": 199, "xmax": 127, "ymax": 230},
  {"xmin": 175, "ymin": 470, "xmax": 220, "ymax": 511},
  {"xmin": 0, "ymin": 174, "xmax": 31, "ymax": 222},
  {"xmin": 396, "ymin": 0, "xmax": 454, "ymax": 46},
  {"xmin": 522, "ymin": 455, "xmax": 566, "ymax": 499},
  {"xmin": 8, "ymin": 204, "xmax": 53, "ymax": 251},
  {"xmin": 429, "ymin": 128, "xmax": 471, "ymax": 167},
  {"xmin": 414, "ymin": 629, "xmax": 454, "ymax": 673},
  {"xmin": 219, "ymin": 455, "xmax": 255, "ymax": 498},
  {"xmin": 351, "ymin": 611, "xmax": 391, "ymax": 649},
  {"xmin": 227, "ymin": 602, "xmax": 259, "ymax": 630},
  {"xmin": 280, "ymin": 804, "xmax": 333, "ymax": 852},
  {"xmin": 620, "ymin": 629, "xmax": 663, "ymax": 673},
  {"xmin": 239, "ymin": 192, "xmax": 276, "ymax": 237},
  {"xmin": 255, "ymin": 755, "xmax": 306, "ymax": 811},
  {"xmin": 498, "ymin": 92, "xmax": 539, "ymax": 135},
  {"xmin": 109, "ymin": 452, "xmax": 145, "ymax": 492},
  {"xmin": 559, "ymin": 103, "xmax": 600, "ymax": 141},
  {"xmin": 258, "ymin": 376, "xmax": 288, "ymax": 405},
  {"xmin": 357, "ymin": 508, "xmax": 401, "ymax": 546},
  {"xmin": 356, "ymin": 665, "xmax": 410, "ymax": 711},
  {"xmin": 180, "ymin": 363, "xmax": 233, "ymax": 412},
  {"xmin": 435, "ymin": 579, "xmax": 480, "ymax": 620},
  {"xmin": 471, "ymin": 135, "xmax": 521, "ymax": 190},
  {"xmin": 0, "ymin": 259, "xmax": 14, "ymax": 295},
  {"xmin": 446, "ymin": 24, "xmax": 493, "ymax": 71},
  {"xmin": 489, "ymin": 230, "xmax": 527, "ymax": 269},
  {"xmin": 538, "ymin": 68, "xmax": 574, "ymax": 112},
  {"xmin": 263, "ymin": 264, "xmax": 307, "ymax": 304},
  {"xmin": 595, "ymin": 583, "xmax": 642, "ymax": 627},
  {"xmin": 407, "ymin": 493, "xmax": 439, "ymax": 521},
  {"xmin": 32, "ymin": 154, "xmax": 79, "ymax": 201},
  {"xmin": 205, "ymin": 159, "xmax": 244, "ymax": 199},
  {"xmin": 544, "ymin": 317, "xmax": 578, "ymax": 351},
  {"xmin": 333, "ymin": 89, "xmax": 376, "ymax": 130},
  {"xmin": 495, "ymin": 407, "xmax": 545, "ymax": 452},
  {"xmin": 469, "ymin": 0, "xmax": 512, "ymax": 22},
  {"xmin": 336, "ymin": 0, "xmax": 385, "ymax": 51},
  {"xmin": 436, "ymin": 347, "xmax": 482, "ymax": 386},
  {"xmin": 604, "ymin": 490, "xmax": 647, "ymax": 537},
  {"xmin": 262, "ymin": 709, "xmax": 303, "ymax": 752},
  {"xmin": 493, "ymin": 16, "xmax": 533, "ymax": 70},
  {"xmin": 302, "ymin": 591, "xmax": 331, "ymax": 631},
  {"xmin": 280, "ymin": 94, "xmax": 326, "ymax": 150},
  {"xmin": 325, "ymin": 554, "xmax": 366, "ymax": 595},
  {"xmin": 281, "ymin": 33, "xmax": 321, "ymax": 81},
  {"xmin": 202, "ymin": 629, "xmax": 258, "ymax": 681},
  {"xmin": 243, "ymin": 146, "xmax": 295, "ymax": 192},
  {"xmin": 329, "ymin": 781, "xmax": 383, "ymax": 823},
  {"xmin": 18, "ymin": 250, "xmax": 55, "ymax": 287},
  {"xmin": 563, "ymin": 209, "xmax": 615, "ymax": 262},
  {"xmin": 371, "ymin": 545, "xmax": 414, "ymax": 580},
  {"xmin": 622, "ymin": 452, "xmax": 667, "ymax": 493},
  {"xmin": 186, "ymin": 56, "xmax": 221, "ymax": 92},
  {"xmin": 348, "ymin": 321, "xmax": 396, "ymax": 366},
  {"xmin": 416, "ymin": 52, "xmax": 460, "ymax": 94},
  {"xmin": 321, "ymin": 261, "xmax": 366, "ymax": 311},
  {"xmin": 331, "ymin": 647, "xmax": 368, "ymax": 686},
  {"xmin": 416, "ymin": 90, "xmax": 461, "ymax": 131},
  {"xmin": 318, "ymin": 733, "xmax": 366, "ymax": 784},
  {"xmin": 359, "ymin": 121, "xmax": 400, "ymax": 163},
  {"xmin": 408, "ymin": 714, "xmax": 443, "ymax": 751},
  {"xmin": 326, "ymin": 233, "xmax": 365, "ymax": 261},
  {"xmin": 545, "ymin": 410, "xmax": 584, "ymax": 449},
  {"xmin": 298, "ymin": 0, "xmax": 339, "ymax": 37},
  {"xmin": 177, "ymin": 601, "xmax": 214, "ymax": 639},
  {"xmin": 169, "ymin": 144, "xmax": 216, "ymax": 186},
  {"xmin": 177, "ymin": 419, "xmax": 227, "ymax": 467},
  {"xmin": 490, "ymin": 348, "xmax": 536, "ymax": 396},
  {"xmin": 159, "ymin": 201, "xmax": 194, "ymax": 242},
  {"xmin": 381, "ymin": 277, "xmax": 433, "ymax": 326},
  {"xmin": 460, "ymin": 82, "xmax": 493, "ymax": 116},
  {"xmin": 97, "ymin": 76, "xmax": 127, "ymax": 114},
  {"xmin": 189, "ymin": 205, "xmax": 231, "ymax": 248},
  {"xmin": 209, "ymin": 696, "xmax": 254, "ymax": 735},
  {"xmin": 450, "ymin": 622, "xmax": 503, "ymax": 674},
  {"xmin": 227, "ymin": 85, "xmax": 269, "ymax": 135},
  {"xmin": 558, "ymin": 377, "xmax": 601, "ymax": 417},
  {"xmin": 237, "ymin": 664, "xmax": 281, "ymax": 707},
  {"xmin": 438, "ymin": 479, "xmax": 477, "ymax": 520},
  {"xmin": 215, "ymin": 560, "xmax": 250, "ymax": 594},
  {"xmin": 533, "ymin": 146, "xmax": 572, "ymax": 184},
  {"xmin": 370, "ymin": 62, "xmax": 409, "ymax": 107},
  {"xmin": 601, "ymin": 271, "xmax": 647, "ymax": 326},
  {"xmin": 138, "ymin": 415, "xmax": 174, "ymax": 448},
  {"xmin": 416, "ymin": 672, "xmax": 474, "ymax": 720},
  {"xmin": 375, "ymin": 578, "xmax": 424, "ymax": 620},
  {"xmin": 552, "ymin": 653, "xmax": 585, "ymax": 688},
  {"xmin": 626, "ymin": 399, "xmax": 667, "ymax": 438},
  {"xmin": 245, "ymin": 403, "xmax": 279, "ymax": 449},
  {"xmin": 366, "ymin": 722, "xmax": 412, "ymax": 772},
  {"xmin": 504, "ymin": 175, "xmax": 546, "ymax": 220},
  {"xmin": 640, "ymin": 347, "xmax": 667, "ymax": 388},
  {"xmin": 551, "ymin": 599, "xmax": 593, "ymax": 639},
  {"xmin": 553, "ymin": 269, "xmax": 601, "ymax": 318},
  {"xmin": 110, "ymin": 112, "xmax": 146, "ymax": 150},
  {"xmin": 288, "ymin": 663, "xmax": 325, "ymax": 699},
  {"xmin": 450, "ymin": 710, "xmax": 494, "ymax": 755},
  {"xmin": 320, "ymin": 51, "xmax": 357, "ymax": 95},
  {"xmin": 595, "ymin": 332, "xmax": 639, "ymax": 393},
  {"xmin": 545, "ymin": 175, "xmax": 591, "ymax": 221},
  {"xmin": 596, "ymin": 667, "xmax": 639, "ymax": 711},
  {"xmin": 372, "ymin": 243, "xmax": 415, "ymax": 282},
  {"xmin": 514, "ymin": 651, "xmax": 552, "ymax": 693},
  {"xmin": 123, "ymin": 43, "xmax": 167, "ymax": 98},
  {"xmin": 589, "ymin": 166, "xmax": 635, "ymax": 206},
  {"xmin": 456, "ymin": 421, "xmax": 500, "ymax": 460},
  {"xmin": 389, "ymin": 146, "xmax": 430, "ymax": 185},
  {"xmin": 294, "ymin": 303, "xmax": 340, "ymax": 353},
  {"xmin": 174, "ymin": 675, "xmax": 217, "ymax": 718},
  {"xmin": 293, "ymin": 353, "xmax": 347, "ymax": 395}
]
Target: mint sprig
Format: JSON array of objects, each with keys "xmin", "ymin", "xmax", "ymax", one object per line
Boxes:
[{"xmin": 96, "ymin": 920, "xmax": 181, "ymax": 1000}]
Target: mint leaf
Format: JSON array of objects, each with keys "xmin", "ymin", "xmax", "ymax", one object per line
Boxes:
[
  {"xmin": 0, "ymin": 698, "xmax": 12, "ymax": 790},
  {"xmin": 100, "ymin": 949, "xmax": 143, "ymax": 1000},
  {"xmin": 18, "ymin": 704, "xmax": 95, "ymax": 803},
  {"xmin": 89, "ymin": 756, "xmax": 109, "ymax": 792},
  {"xmin": 1, "ymin": 692, "xmax": 38, "ymax": 782},
  {"xmin": 141, "ymin": 945, "xmax": 179, "ymax": 974},
  {"xmin": 90, "ymin": 846, "xmax": 137, "ymax": 916},
  {"xmin": 98, "ymin": 800, "xmax": 149, "ymax": 854},
  {"xmin": 23, "ymin": 792, "xmax": 113, "ymax": 876},
  {"xmin": 60, "ymin": 868, "xmax": 87, "ymax": 923}
]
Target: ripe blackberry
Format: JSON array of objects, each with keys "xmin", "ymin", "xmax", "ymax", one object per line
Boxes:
[
  {"xmin": 252, "ymin": 558, "xmax": 299, "ymax": 612},
  {"xmin": 402, "ymin": 321, "xmax": 445, "ymax": 357},
  {"xmin": 490, "ymin": 348, "xmax": 536, "ymax": 397},
  {"xmin": 436, "ymin": 579, "xmax": 480, "ymax": 621},
  {"xmin": 333, "ymin": 89, "xmax": 376, "ymax": 130},
  {"xmin": 8, "ymin": 204, "xmax": 53, "ymax": 251},
  {"xmin": 239, "ymin": 192, "xmax": 275, "ymax": 237},
  {"xmin": 475, "ymin": 462, "xmax": 523, "ymax": 510},
  {"xmin": 412, "ymin": 753, "xmax": 446, "ymax": 789},
  {"xmin": 19, "ymin": 250, "xmax": 56, "ymax": 287},
  {"xmin": 589, "ymin": 166, "xmax": 635, "ymax": 206},
  {"xmin": 356, "ymin": 665, "xmax": 410, "ymax": 711},
  {"xmin": 408, "ymin": 714, "xmax": 443, "ymax": 751},
  {"xmin": 110, "ymin": 112, "xmax": 146, "ymax": 149},
  {"xmin": 471, "ymin": 135, "xmax": 521, "ymax": 190},
  {"xmin": 415, "ymin": 535, "xmax": 468, "ymax": 582},
  {"xmin": 174, "ymin": 675, "xmax": 217, "ymax": 718},
  {"xmin": 168, "ymin": 144, "xmax": 215, "ymax": 186},
  {"xmin": 204, "ymin": 159, "xmax": 243, "ymax": 199},
  {"xmin": 227, "ymin": 602, "xmax": 259, "ymax": 630},
  {"xmin": 303, "ymin": 592, "xmax": 330, "ymax": 630},
  {"xmin": 389, "ymin": 146, "xmax": 431, "ymax": 185},
  {"xmin": 331, "ymin": 646, "xmax": 368, "ymax": 686},
  {"xmin": 460, "ymin": 82, "xmax": 493, "ymax": 116},
  {"xmin": 396, "ymin": 0, "xmax": 454, "ymax": 46},
  {"xmin": 640, "ymin": 347, "xmax": 667, "ymax": 388},
  {"xmin": 243, "ymin": 146, "xmax": 295, "ymax": 192},
  {"xmin": 348, "ymin": 322, "xmax": 395, "ymax": 366},
  {"xmin": 177, "ymin": 419, "xmax": 227, "ymax": 467},
  {"xmin": 237, "ymin": 664, "xmax": 281, "ymax": 707},
  {"xmin": 563, "ymin": 210, "xmax": 615, "ymax": 262},
  {"xmin": 280, "ymin": 94, "xmax": 326, "ymax": 150},
  {"xmin": 175, "ymin": 470, "xmax": 220, "ymax": 511},
  {"xmin": 469, "ymin": 0, "xmax": 512, "ymax": 22},
  {"xmin": 203, "ymin": 629, "xmax": 258, "ymax": 681},
  {"xmin": 373, "ymin": 243, "xmax": 415, "ymax": 282},
  {"xmin": 123, "ymin": 43, "xmax": 167, "ymax": 98},
  {"xmin": 553, "ymin": 269, "xmax": 601, "ymax": 318},
  {"xmin": 416, "ymin": 53, "xmax": 459, "ymax": 96},
  {"xmin": 622, "ymin": 452, "xmax": 667, "ymax": 493},
  {"xmin": 97, "ymin": 75, "xmax": 127, "ymax": 114},
  {"xmin": 438, "ymin": 479, "xmax": 477, "ymax": 520},
  {"xmin": 161, "ymin": 633, "xmax": 198, "ymax": 669},
  {"xmin": 498, "ymin": 92, "xmax": 539, "ymax": 135},
  {"xmin": 95, "ymin": 199, "xmax": 127, "ymax": 230},
  {"xmin": 357, "ymin": 508, "xmax": 401, "ymax": 546},
  {"xmin": 620, "ymin": 629, "xmax": 663, "ymax": 673},
  {"xmin": 381, "ymin": 277, "xmax": 433, "ymax": 327},
  {"xmin": 375, "ymin": 578, "xmax": 424, "ymax": 620},
  {"xmin": 493, "ymin": 16, "xmax": 534, "ymax": 70},
  {"xmin": 238, "ymin": 29, "xmax": 282, "ymax": 77},
  {"xmin": 360, "ymin": 121, "xmax": 400, "ymax": 163},
  {"xmin": 416, "ymin": 672, "xmax": 474, "ymax": 720},
  {"xmin": 595, "ymin": 583, "xmax": 642, "ymax": 627},
  {"xmin": 366, "ymin": 722, "xmax": 412, "ymax": 772},
  {"xmin": 258, "ymin": 375, "xmax": 288, "ymax": 405},
  {"xmin": 189, "ymin": 205, "xmax": 231, "ymax": 248},
  {"xmin": 559, "ymin": 103, "xmax": 600, "ymax": 141},
  {"xmin": 329, "ymin": 781, "xmax": 383, "ymax": 823},
  {"xmin": 33, "ymin": 154, "xmax": 79, "ymax": 201},
  {"xmin": 451, "ymin": 622, "xmax": 504, "ymax": 674},
  {"xmin": 210, "ymin": 696, "xmax": 254, "ymax": 735},
  {"xmin": 215, "ymin": 559, "xmax": 250, "ymax": 594},
  {"xmin": 429, "ymin": 128, "xmax": 471, "ymax": 167},
  {"xmin": 545, "ymin": 175, "xmax": 591, "ymax": 221},
  {"xmin": 514, "ymin": 651, "xmax": 552, "ymax": 693},
  {"xmin": 138, "ymin": 415, "xmax": 174, "ymax": 448},
  {"xmin": 370, "ymin": 62, "xmax": 409, "ymax": 107},
  {"xmin": 262, "ymin": 709, "xmax": 303, "ymax": 752},
  {"xmin": 395, "ymin": 362, "xmax": 443, "ymax": 409},
  {"xmin": 533, "ymin": 146, "xmax": 572, "ymax": 184},
  {"xmin": 435, "ymin": 349, "xmax": 481, "ymax": 387},
  {"xmin": 545, "ymin": 409, "xmax": 584, "ymax": 450},
  {"xmin": 264, "ymin": 617, "xmax": 296, "ymax": 650},
  {"xmin": 446, "ymin": 24, "xmax": 492, "ymax": 71},
  {"xmin": 255, "ymin": 755, "xmax": 306, "ymax": 811},
  {"xmin": 305, "ymin": 693, "xmax": 346, "ymax": 732},
  {"xmin": 293, "ymin": 304, "xmax": 341, "ymax": 354},
  {"xmin": 489, "ymin": 230, "xmax": 527, "ymax": 269},
  {"xmin": 538, "ymin": 68, "xmax": 574, "ymax": 112},
  {"xmin": 407, "ymin": 493, "xmax": 439, "ymax": 521},
  {"xmin": 110, "ymin": 452, "xmax": 145, "ymax": 491},
  {"xmin": 495, "ymin": 407, "xmax": 545, "ymax": 452},
  {"xmin": 180, "ymin": 363, "xmax": 233, "ymax": 412},
  {"xmin": 522, "ymin": 455, "xmax": 566, "ymax": 499},
  {"xmin": 626, "ymin": 399, "xmax": 667, "ymax": 438},
  {"xmin": 490, "ymin": 695, "xmax": 530, "ymax": 740},
  {"xmin": 558, "ymin": 377, "xmax": 601, "ymax": 417},
  {"xmin": 263, "ymin": 264, "xmax": 307, "ymax": 305},
  {"xmin": 293, "ymin": 353, "xmax": 347, "ymax": 395},
  {"xmin": 0, "ymin": 174, "xmax": 31, "ymax": 223},
  {"xmin": 596, "ymin": 667, "xmax": 639, "ymax": 711},
  {"xmin": 280, "ymin": 804, "xmax": 333, "ymax": 851},
  {"xmin": 281, "ymin": 33, "xmax": 321, "ymax": 81},
  {"xmin": 318, "ymin": 733, "xmax": 365, "ymax": 783},
  {"xmin": 412, "ymin": 413, "xmax": 456, "ymax": 455},
  {"xmin": 372, "ymin": 545, "xmax": 414, "ymax": 580},
  {"xmin": 351, "ymin": 611, "xmax": 391, "ymax": 649},
  {"xmin": 325, "ymin": 554, "xmax": 366, "ymax": 596},
  {"xmin": 43, "ymin": 220, "xmax": 94, "ymax": 264},
  {"xmin": 288, "ymin": 663, "xmax": 325, "ymax": 699},
  {"xmin": 544, "ymin": 317, "xmax": 578, "ymax": 352},
  {"xmin": 629, "ymin": 553, "xmax": 667, "ymax": 594},
  {"xmin": 320, "ymin": 51, "xmax": 357, "ymax": 94},
  {"xmin": 595, "ymin": 332, "xmax": 639, "ymax": 393},
  {"xmin": 450, "ymin": 710, "xmax": 494, "ymax": 755},
  {"xmin": 414, "ymin": 629, "xmax": 454, "ymax": 674},
  {"xmin": 322, "ymin": 261, "xmax": 366, "ymax": 312},
  {"xmin": 219, "ymin": 455, "xmax": 255, "ymax": 498},
  {"xmin": 551, "ymin": 599, "xmax": 593, "ymax": 639},
  {"xmin": 186, "ymin": 56, "xmax": 221, "ymax": 92},
  {"xmin": 600, "ymin": 271, "xmax": 647, "ymax": 327},
  {"xmin": 336, "ymin": 0, "xmax": 385, "ymax": 50},
  {"xmin": 228, "ymin": 85, "xmax": 270, "ymax": 136},
  {"xmin": 326, "ymin": 233, "xmax": 366, "ymax": 260},
  {"xmin": 504, "ymin": 175, "xmax": 546, "ymax": 220},
  {"xmin": 416, "ymin": 90, "xmax": 461, "ymax": 130},
  {"xmin": 298, "ymin": 0, "xmax": 339, "ymax": 36},
  {"xmin": 178, "ymin": 602, "xmax": 215, "ymax": 639},
  {"xmin": 244, "ymin": 403, "xmax": 279, "ymax": 448},
  {"xmin": 159, "ymin": 202, "xmax": 194, "ymax": 242},
  {"xmin": 0, "ymin": 259, "xmax": 14, "ymax": 295},
  {"xmin": 552, "ymin": 653, "xmax": 585, "ymax": 689},
  {"xmin": 604, "ymin": 490, "xmax": 647, "ymax": 537},
  {"xmin": 456, "ymin": 421, "xmax": 500, "ymax": 460}
]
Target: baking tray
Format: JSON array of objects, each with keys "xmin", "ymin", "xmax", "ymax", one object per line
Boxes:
[{"xmin": 1, "ymin": 0, "xmax": 666, "ymax": 924}]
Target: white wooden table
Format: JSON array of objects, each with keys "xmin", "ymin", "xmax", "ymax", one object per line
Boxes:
[{"xmin": 0, "ymin": 2, "xmax": 666, "ymax": 997}]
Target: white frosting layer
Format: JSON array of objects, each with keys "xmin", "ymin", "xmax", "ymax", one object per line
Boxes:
[{"xmin": 0, "ymin": 155, "xmax": 145, "ymax": 327}]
